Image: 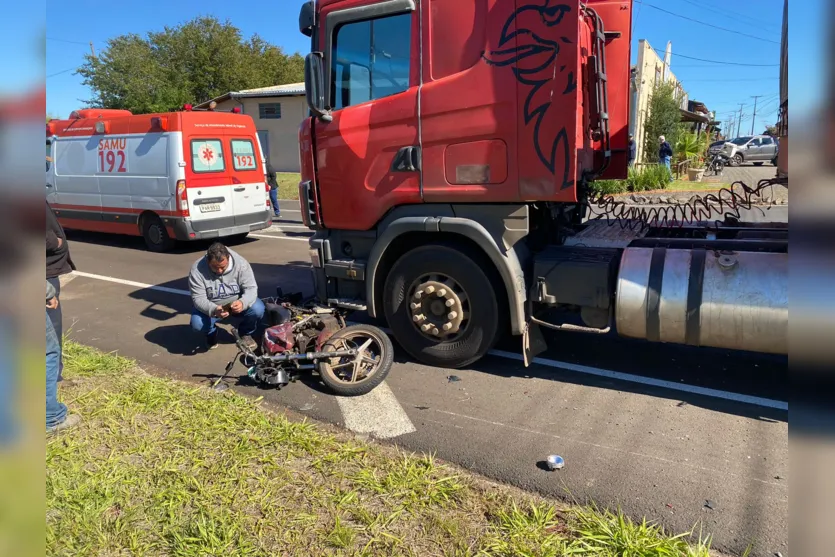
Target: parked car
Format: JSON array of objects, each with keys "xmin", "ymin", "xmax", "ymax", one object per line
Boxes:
[{"xmin": 709, "ymin": 135, "xmax": 778, "ymax": 166}]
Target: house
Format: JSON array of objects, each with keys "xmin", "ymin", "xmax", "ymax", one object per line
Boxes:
[
  {"xmin": 197, "ymin": 83, "xmax": 306, "ymax": 172},
  {"xmin": 629, "ymin": 40, "xmax": 688, "ymax": 162}
]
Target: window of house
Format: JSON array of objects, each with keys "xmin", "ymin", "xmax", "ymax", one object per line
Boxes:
[
  {"xmin": 191, "ymin": 139, "xmax": 225, "ymax": 173},
  {"xmin": 332, "ymin": 13, "xmax": 412, "ymax": 110},
  {"xmin": 259, "ymin": 103, "xmax": 282, "ymax": 119},
  {"xmin": 231, "ymin": 139, "xmax": 258, "ymax": 171}
]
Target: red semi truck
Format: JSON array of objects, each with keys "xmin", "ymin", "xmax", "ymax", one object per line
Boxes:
[{"xmin": 295, "ymin": 0, "xmax": 788, "ymax": 368}]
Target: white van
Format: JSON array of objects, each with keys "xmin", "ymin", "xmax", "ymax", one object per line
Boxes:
[{"xmin": 46, "ymin": 108, "xmax": 273, "ymax": 251}]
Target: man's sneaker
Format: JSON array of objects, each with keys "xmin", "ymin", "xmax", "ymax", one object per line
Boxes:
[
  {"xmin": 47, "ymin": 413, "xmax": 81, "ymax": 434},
  {"xmin": 274, "ymin": 212, "xmax": 281, "ymax": 218},
  {"xmin": 207, "ymin": 330, "xmax": 219, "ymax": 351},
  {"xmin": 240, "ymin": 334, "xmax": 258, "ymax": 351}
]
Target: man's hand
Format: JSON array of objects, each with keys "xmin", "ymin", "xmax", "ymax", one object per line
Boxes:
[
  {"xmin": 56, "ymin": 237, "xmax": 63, "ymax": 249},
  {"xmin": 229, "ymin": 300, "xmax": 244, "ymax": 314},
  {"xmin": 212, "ymin": 306, "xmax": 230, "ymax": 319},
  {"xmin": 47, "ymin": 296, "xmax": 59, "ymax": 310}
]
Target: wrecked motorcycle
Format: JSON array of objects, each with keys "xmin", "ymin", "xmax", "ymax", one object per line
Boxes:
[{"xmin": 218, "ymin": 292, "xmax": 393, "ymax": 396}]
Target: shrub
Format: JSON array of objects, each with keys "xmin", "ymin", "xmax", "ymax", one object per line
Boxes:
[{"xmin": 588, "ymin": 164, "xmax": 671, "ymax": 195}]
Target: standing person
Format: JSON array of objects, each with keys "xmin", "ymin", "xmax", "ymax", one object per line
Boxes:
[
  {"xmin": 46, "ymin": 201, "xmax": 75, "ymax": 381},
  {"xmin": 627, "ymin": 134, "xmax": 636, "ymax": 167},
  {"xmin": 658, "ymin": 135, "xmax": 673, "ymax": 180},
  {"xmin": 266, "ymin": 160, "xmax": 281, "ymax": 218},
  {"xmin": 46, "ymin": 281, "xmax": 80, "ymax": 433},
  {"xmin": 189, "ymin": 242, "xmax": 265, "ymax": 351}
]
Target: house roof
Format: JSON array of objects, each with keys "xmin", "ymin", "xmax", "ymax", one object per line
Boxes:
[{"xmin": 196, "ymin": 82, "xmax": 305, "ymax": 108}]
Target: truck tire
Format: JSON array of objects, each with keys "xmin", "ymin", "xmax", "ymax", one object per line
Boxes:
[
  {"xmin": 141, "ymin": 214, "xmax": 175, "ymax": 252},
  {"xmin": 732, "ymin": 153, "xmax": 744, "ymax": 166},
  {"xmin": 383, "ymin": 243, "xmax": 500, "ymax": 369}
]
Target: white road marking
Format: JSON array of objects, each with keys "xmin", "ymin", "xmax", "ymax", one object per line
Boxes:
[
  {"xmin": 274, "ymin": 225, "xmax": 313, "ymax": 230},
  {"xmin": 250, "ymin": 233, "xmax": 310, "ymax": 242},
  {"xmin": 72, "ymin": 271, "xmax": 190, "ymax": 296},
  {"xmin": 67, "ymin": 270, "xmax": 416, "ymax": 439},
  {"xmin": 69, "ymin": 271, "xmax": 788, "ymax": 411},
  {"xmin": 335, "ymin": 382, "xmax": 416, "ymax": 439},
  {"xmin": 489, "ymin": 349, "xmax": 789, "ymax": 411}
]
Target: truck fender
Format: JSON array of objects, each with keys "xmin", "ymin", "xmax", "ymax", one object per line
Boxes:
[{"xmin": 366, "ymin": 216, "xmax": 527, "ymax": 336}]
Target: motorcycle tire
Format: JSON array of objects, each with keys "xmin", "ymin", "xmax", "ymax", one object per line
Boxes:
[{"xmin": 318, "ymin": 324, "xmax": 394, "ymax": 396}]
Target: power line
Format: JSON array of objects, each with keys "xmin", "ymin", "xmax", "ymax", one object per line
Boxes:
[
  {"xmin": 683, "ymin": 77, "xmax": 778, "ymax": 82},
  {"xmin": 674, "ymin": 0, "xmax": 781, "ymax": 33},
  {"xmin": 47, "ymin": 67, "xmax": 77, "ymax": 78},
  {"xmin": 637, "ymin": 1, "xmax": 780, "ymax": 45},
  {"xmin": 651, "ymin": 48, "xmax": 778, "ymax": 67}
]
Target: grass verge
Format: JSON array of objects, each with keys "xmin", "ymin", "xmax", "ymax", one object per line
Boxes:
[
  {"xmin": 48, "ymin": 341, "xmax": 713, "ymax": 556},
  {"xmin": 276, "ymin": 172, "xmax": 301, "ymax": 200}
]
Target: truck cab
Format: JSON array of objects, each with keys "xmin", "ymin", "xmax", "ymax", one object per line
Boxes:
[{"xmin": 296, "ymin": 0, "xmax": 787, "ymax": 369}]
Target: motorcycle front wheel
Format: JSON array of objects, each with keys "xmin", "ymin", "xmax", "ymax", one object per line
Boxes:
[{"xmin": 318, "ymin": 324, "xmax": 394, "ymax": 396}]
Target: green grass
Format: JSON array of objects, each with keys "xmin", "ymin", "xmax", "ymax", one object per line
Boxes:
[
  {"xmin": 276, "ymin": 172, "xmax": 301, "ymax": 200},
  {"xmin": 48, "ymin": 341, "xmax": 713, "ymax": 556}
]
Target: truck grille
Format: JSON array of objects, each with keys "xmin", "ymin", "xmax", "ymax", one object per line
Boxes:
[{"xmin": 299, "ymin": 180, "xmax": 319, "ymax": 228}]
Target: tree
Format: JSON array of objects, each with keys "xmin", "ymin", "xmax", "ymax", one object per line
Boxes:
[
  {"xmin": 77, "ymin": 17, "xmax": 304, "ymax": 113},
  {"xmin": 642, "ymin": 81, "xmax": 682, "ymax": 162},
  {"xmin": 764, "ymin": 124, "xmax": 778, "ymax": 136}
]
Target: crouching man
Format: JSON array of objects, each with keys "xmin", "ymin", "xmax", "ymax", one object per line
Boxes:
[{"xmin": 189, "ymin": 242, "xmax": 264, "ymax": 351}]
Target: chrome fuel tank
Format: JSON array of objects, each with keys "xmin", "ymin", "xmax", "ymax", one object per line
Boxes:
[{"xmin": 615, "ymin": 247, "xmax": 787, "ymax": 354}]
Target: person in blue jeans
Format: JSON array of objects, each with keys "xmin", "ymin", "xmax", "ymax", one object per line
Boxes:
[
  {"xmin": 46, "ymin": 281, "xmax": 80, "ymax": 433},
  {"xmin": 188, "ymin": 242, "xmax": 265, "ymax": 351},
  {"xmin": 266, "ymin": 161, "xmax": 281, "ymax": 218},
  {"xmin": 658, "ymin": 135, "xmax": 674, "ymax": 182}
]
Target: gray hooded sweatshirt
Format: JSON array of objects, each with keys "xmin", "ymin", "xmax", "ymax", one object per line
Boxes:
[{"xmin": 188, "ymin": 248, "xmax": 258, "ymax": 316}]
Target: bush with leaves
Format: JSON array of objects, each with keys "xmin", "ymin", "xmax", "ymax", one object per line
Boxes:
[
  {"xmin": 589, "ymin": 164, "xmax": 671, "ymax": 194},
  {"xmin": 642, "ymin": 81, "xmax": 682, "ymax": 162},
  {"xmin": 76, "ymin": 16, "xmax": 304, "ymax": 114}
]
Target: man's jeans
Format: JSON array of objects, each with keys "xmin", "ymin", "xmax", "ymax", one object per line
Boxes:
[
  {"xmin": 47, "ymin": 276, "xmax": 63, "ymax": 380},
  {"xmin": 190, "ymin": 298, "xmax": 266, "ymax": 337},
  {"xmin": 46, "ymin": 312, "xmax": 67, "ymax": 430},
  {"xmin": 660, "ymin": 155, "xmax": 672, "ymax": 180},
  {"xmin": 269, "ymin": 187, "xmax": 281, "ymax": 215}
]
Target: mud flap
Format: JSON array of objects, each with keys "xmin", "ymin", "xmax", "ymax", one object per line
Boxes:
[{"xmin": 522, "ymin": 322, "xmax": 548, "ymax": 367}]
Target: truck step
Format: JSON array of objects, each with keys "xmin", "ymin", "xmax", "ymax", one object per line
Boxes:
[
  {"xmin": 565, "ymin": 220, "xmax": 648, "ymax": 249},
  {"xmin": 327, "ymin": 298, "xmax": 368, "ymax": 311}
]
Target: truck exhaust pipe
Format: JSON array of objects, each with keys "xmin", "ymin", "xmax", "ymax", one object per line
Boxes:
[{"xmin": 615, "ymin": 248, "xmax": 788, "ymax": 355}]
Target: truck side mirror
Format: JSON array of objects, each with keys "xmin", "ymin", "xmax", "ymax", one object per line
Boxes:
[
  {"xmin": 299, "ymin": 1, "xmax": 314, "ymax": 37},
  {"xmin": 305, "ymin": 52, "xmax": 332, "ymax": 122}
]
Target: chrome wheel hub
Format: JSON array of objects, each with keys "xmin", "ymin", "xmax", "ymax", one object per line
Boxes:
[{"xmin": 408, "ymin": 275, "xmax": 468, "ymax": 340}]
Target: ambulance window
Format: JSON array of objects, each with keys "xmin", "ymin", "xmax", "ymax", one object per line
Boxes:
[
  {"xmin": 231, "ymin": 139, "xmax": 258, "ymax": 171},
  {"xmin": 190, "ymin": 139, "xmax": 225, "ymax": 173}
]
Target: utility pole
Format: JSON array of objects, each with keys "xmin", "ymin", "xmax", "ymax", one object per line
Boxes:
[
  {"xmin": 750, "ymin": 95, "xmax": 763, "ymax": 135},
  {"xmin": 89, "ymin": 41, "xmax": 96, "ymax": 59},
  {"xmin": 736, "ymin": 103, "xmax": 745, "ymax": 137}
]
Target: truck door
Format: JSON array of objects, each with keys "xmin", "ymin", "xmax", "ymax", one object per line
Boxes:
[{"xmin": 314, "ymin": 0, "xmax": 421, "ymax": 231}]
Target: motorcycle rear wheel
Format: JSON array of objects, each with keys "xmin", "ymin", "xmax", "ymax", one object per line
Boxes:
[{"xmin": 318, "ymin": 324, "xmax": 394, "ymax": 396}]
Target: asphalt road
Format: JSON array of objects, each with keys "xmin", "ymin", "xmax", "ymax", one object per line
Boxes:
[{"xmin": 58, "ymin": 209, "xmax": 788, "ymax": 556}]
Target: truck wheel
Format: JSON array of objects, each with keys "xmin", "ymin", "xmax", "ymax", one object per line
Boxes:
[
  {"xmin": 383, "ymin": 243, "xmax": 500, "ymax": 369},
  {"xmin": 141, "ymin": 215, "xmax": 175, "ymax": 252},
  {"xmin": 732, "ymin": 153, "xmax": 744, "ymax": 166}
]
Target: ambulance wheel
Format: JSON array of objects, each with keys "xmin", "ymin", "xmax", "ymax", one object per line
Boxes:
[{"xmin": 141, "ymin": 215, "xmax": 175, "ymax": 252}]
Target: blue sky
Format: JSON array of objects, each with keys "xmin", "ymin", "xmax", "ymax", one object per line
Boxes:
[{"xmin": 45, "ymin": 0, "xmax": 812, "ymax": 134}]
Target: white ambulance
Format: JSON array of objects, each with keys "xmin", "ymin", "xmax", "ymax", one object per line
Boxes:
[{"xmin": 46, "ymin": 107, "xmax": 273, "ymax": 251}]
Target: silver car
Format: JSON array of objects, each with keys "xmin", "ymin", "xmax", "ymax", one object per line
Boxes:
[{"xmin": 709, "ymin": 135, "xmax": 779, "ymax": 166}]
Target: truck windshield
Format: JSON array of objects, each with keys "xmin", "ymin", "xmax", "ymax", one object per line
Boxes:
[{"xmin": 731, "ymin": 137, "xmax": 753, "ymax": 145}]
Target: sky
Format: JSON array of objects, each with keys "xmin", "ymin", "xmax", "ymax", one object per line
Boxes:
[{"xmin": 44, "ymin": 0, "xmax": 814, "ymax": 136}]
